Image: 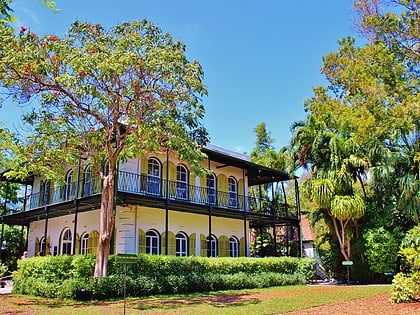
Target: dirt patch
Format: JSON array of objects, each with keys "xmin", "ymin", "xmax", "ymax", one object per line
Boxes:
[{"xmin": 284, "ymin": 293, "xmax": 420, "ymax": 315}]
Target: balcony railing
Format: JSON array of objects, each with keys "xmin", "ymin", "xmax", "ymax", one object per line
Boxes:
[{"xmin": 20, "ymin": 170, "xmax": 296, "ymax": 218}]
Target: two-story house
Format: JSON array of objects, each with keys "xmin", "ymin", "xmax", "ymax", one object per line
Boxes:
[{"xmin": 2, "ymin": 144, "xmax": 301, "ymax": 258}]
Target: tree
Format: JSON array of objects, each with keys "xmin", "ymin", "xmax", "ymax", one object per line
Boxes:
[
  {"xmin": 289, "ymin": 1, "xmax": 419, "ymax": 277},
  {"xmin": 0, "ymin": 20, "xmax": 209, "ymax": 277},
  {"xmin": 364, "ymin": 227, "xmax": 401, "ymax": 275}
]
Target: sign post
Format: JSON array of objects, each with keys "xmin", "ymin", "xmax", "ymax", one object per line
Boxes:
[
  {"xmin": 116, "ymin": 254, "xmax": 138, "ymax": 315},
  {"xmin": 342, "ymin": 260, "xmax": 353, "ymax": 284}
]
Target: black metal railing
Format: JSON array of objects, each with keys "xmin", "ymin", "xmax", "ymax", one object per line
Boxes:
[{"xmin": 20, "ymin": 170, "xmax": 296, "ymax": 218}]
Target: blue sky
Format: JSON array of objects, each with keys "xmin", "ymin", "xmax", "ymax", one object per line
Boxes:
[{"xmin": 3, "ymin": 0, "xmax": 359, "ymax": 154}]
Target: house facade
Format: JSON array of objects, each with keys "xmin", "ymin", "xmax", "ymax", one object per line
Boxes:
[{"xmin": 3, "ymin": 144, "xmax": 301, "ymax": 258}]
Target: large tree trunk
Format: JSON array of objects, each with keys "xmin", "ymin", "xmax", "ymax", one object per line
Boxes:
[
  {"xmin": 94, "ymin": 173, "xmax": 115, "ymax": 278},
  {"xmin": 331, "ymin": 216, "xmax": 350, "ymax": 261}
]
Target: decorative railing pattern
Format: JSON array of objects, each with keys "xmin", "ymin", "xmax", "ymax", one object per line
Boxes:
[{"xmin": 19, "ymin": 170, "xmax": 296, "ymax": 218}]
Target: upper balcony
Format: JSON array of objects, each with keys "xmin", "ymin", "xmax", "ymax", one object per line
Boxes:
[{"xmin": 2, "ymin": 146, "xmax": 300, "ymax": 227}]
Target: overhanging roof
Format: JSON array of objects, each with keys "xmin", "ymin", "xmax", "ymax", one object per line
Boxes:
[{"xmin": 202, "ymin": 146, "xmax": 293, "ymax": 186}]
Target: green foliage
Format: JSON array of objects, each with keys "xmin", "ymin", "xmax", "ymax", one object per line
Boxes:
[
  {"xmin": 70, "ymin": 254, "xmax": 95, "ymax": 278},
  {"xmin": 0, "ymin": 17, "xmax": 210, "ymax": 277},
  {"xmin": 0, "ymin": 225, "xmax": 26, "ymax": 271},
  {"xmin": 364, "ymin": 227, "xmax": 401, "ymax": 274},
  {"xmin": 0, "ymin": 263, "xmax": 7, "ymax": 276},
  {"xmin": 12, "ymin": 254, "xmax": 314, "ymax": 299},
  {"xmin": 390, "ymin": 272, "xmax": 420, "ymax": 303},
  {"xmin": 390, "ymin": 224, "xmax": 420, "ymax": 302}
]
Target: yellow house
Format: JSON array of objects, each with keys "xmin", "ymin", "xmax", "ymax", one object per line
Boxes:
[{"xmin": 3, "ymin": 144, "xmax": 301, "ymax": 258}]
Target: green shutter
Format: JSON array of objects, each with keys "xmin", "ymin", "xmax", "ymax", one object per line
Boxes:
[
  {"xmin": 200, "ymin": 234, "xmax": 207, "ymax": 257},
  {"xmin": 161, "ymin": 231, "xmax": 175, "ymax": 255},
  {"xmin": 46, "ymin": 236, "xmax": 51, "ymax": 255},
  {"xmin": 189, "ymin": 233, "xmax": 196, "ymax": 256},
  {"xmin": 35, "ymin": 237, "xmax": 40, "ymax": 255},
  {"xmin": 218, "ymin": 174, "xmax": 228, "ymax": 206},
  {"xmin": 88, "ymin": 231, "xmax": 99, "ymax": 255},
  {"xmin": 168, "ymin": 231, "xmax": 176, "ymax": 255},
  {"xmin": 238, "ymin": 179, "xmax": 244, "ymax": 209},
  {"xmin": 138, "ymin": 229, "xmax": 145, "ymax": 254},
  {"xmin": 75, "ymin": 234, "xmax": 80, "ymax": 255},
  {"xmin": 189, "ymin": 173, "xmax": 196, "ymax": 200},
  {"xmin": 240, "ymin": 237, "xmax": 246, "ymax": 257},
  {"xmin": 218, "ymin": 235, "xmax": 229, "ymax": 257}
]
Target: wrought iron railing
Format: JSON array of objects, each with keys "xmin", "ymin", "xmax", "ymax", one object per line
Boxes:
[{"xmin": 18, "ymin": 170, "xmax": 295, "ymax": 218}]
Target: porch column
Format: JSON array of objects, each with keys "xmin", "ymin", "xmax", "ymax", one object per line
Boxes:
[
  {"xmin": 272, "ymin": 181, "xmax": 277, "ymax": 256},
  {"xmin": 0, "ymin": 182, "xmax": 7, "ymax": 263},
  {"xmin": 165, "ymin": 149, "xmax": 169, "ymax": 255},
  {"xmin": 72, "ymin": 159, "xmax": 82, "ymax": 255},
  {"xmin": 242, "ymin": 168, "xmax": 248, "ymax": 257},
  {"xmin": 207, "ymin": 157, "xmax": 212, "ymax": 257},
  {"xmin": 43, "ymin": 205, "xmax": 49, "ymax": 256},
  {"xmin": 295, "ymin": 177, "xmax": 302, "ymax": 257},
  {"xmin": 20, "ymin": 183, "xmax": 29, "ymax": 254}
]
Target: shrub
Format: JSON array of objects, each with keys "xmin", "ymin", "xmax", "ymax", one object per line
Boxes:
[
  {"xmin": 390, "ymin": 273, "xmax": 418, "ymax": 303},
  {"xmin": 12, "ymin": 254, "xmax": 315, "ymax": 299}
]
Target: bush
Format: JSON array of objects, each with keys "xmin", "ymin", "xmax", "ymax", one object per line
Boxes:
[
  {"xmin": 390, "ymin": 224, "xmax": 420, "ymax": 303},
  {"xmin": 12, "ymin": 254, "xmax": 315, "ymax": 299},
  {"xmin": 390, "ymin": 273, "xmax": 419, "ymax": 303}
]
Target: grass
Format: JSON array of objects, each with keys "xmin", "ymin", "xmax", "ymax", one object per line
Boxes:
[{"xmin": 0, "ymin": 284, "xmax": 391, "ymax": 315}]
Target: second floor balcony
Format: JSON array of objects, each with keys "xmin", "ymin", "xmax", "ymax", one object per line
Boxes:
[{"xmin": 21, "ymin": 170, "xmax": 297, "ymax": 219}]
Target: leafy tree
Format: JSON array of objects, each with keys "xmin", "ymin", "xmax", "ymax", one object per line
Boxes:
[
  {"xmin": 0, "ymin": 20, "xmax": 208, "ymax": 277},
  {"xmin": 364, "ymin": 227, "xmax": 401, "ymax": 274},
  {"xmin": 1, "ymin": 225, "xmax": 26, "ymax": 271},
  {"xmin": 288, "ymin": 1, "xmax": 419, "ymax": 278}
]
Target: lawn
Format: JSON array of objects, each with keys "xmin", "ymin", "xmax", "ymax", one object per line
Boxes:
[{"xmin": 0, "ymin": 284, "xmax": 398, "ymax": 315}]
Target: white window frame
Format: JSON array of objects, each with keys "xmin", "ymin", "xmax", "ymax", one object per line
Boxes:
[
  {"xmin": 80, "ymin": 233, "xmax": 89, "ymax": 255},
  {"xmin": 61, "ymin": 228, "xmax": 72, "ymax": 255},
  {"xmin": 229, "ymin": 236, "xmax": 239, "ymax": 257},
  {"xmin": 176, "ymin": 164, "xmax": 188, "ymax": 199},
  {"xmin": 210, "ymin": 234, "xmax": 217, "ymax": 257},
  {"xmin": 65, "ymin": 170, "xmax": 74, "ymax": 200},
  {"xmin": 228, "ymin": 177, "xmax": 238, "ymax": 207},
  {"xmin": 207, "ymin": 173, "xmax": 216, "ymax": 205},
  {"xmin": 147, "ymin": 158, "xmax": 161, "ymax": 195},
  {"xmin": 176, "ymin": 232, "xmax": 188, "ymax": 256},
  {"xmin": 146, "ymin": 230, "xmax": 160, "ymax": 255},
  {"xmin": 83, "ymin": 165, "xmax": 92, "ymax": 197}
]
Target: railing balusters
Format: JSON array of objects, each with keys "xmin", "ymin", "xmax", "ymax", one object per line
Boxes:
[{"xmin": 18, "ymin": 170, "xmax": 296, "ymax": 219}]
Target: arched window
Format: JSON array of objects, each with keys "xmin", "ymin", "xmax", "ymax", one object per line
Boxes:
[
  {"xmin": 39, "ymin": 236, "xmax": 46, "ymax": 256},
  {"xmin": 147, "ymin": 158, "xmax": 161, "ymax": 195},
  {"xmin": 209, "ymin": 234, "xmax": 218, "ymax": 257},
  {"xmin": 176, "ymin": 164, "xmax": 188, "ymax": 200},
  {"xmin": 61, "ymin": 228, "xmax": 72, "ymax": 255},
  {"xmin": 176, "ymin": 232, "xmax": 188, "ymax": 256},
  {"xmin": 228, "ymin": 177, "xmax": 238, "ymax": 208},
  {"xmin": 83, "ymin": 165, "xmax": 92, "ymax": 197},
  {"xmin": 80, "ymin": 233, "xmax": 89, "ymax": 255},
  {"xmin": 229, "ymin": 236, "xmax": 239, "ymax": 257},
  {"xmin": 206, "ymin": 173, "xmax": 217, "ymax": 205},
  {"xmin": 65, "ymin": 170, "xmax": 74, "ymax": 200},
  {"xmin": 146, "ymin": 230, "xmax": 160, "ymax": 255}
]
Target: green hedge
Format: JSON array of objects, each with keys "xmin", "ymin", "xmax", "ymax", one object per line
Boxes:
[{"xmin": 13, "ymin": 254, "xmax": 315, "ymax": 299}]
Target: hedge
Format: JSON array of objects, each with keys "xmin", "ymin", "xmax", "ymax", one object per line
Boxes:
[{"xmin": 13, "ymin": 254, "xmax": 315, "ymax": 299}]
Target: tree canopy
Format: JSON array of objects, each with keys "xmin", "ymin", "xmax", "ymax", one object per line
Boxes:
[
  {"xmin": 287, "ymin": 0, "xmax": 419, "ymax": 274},
  {"xmin": 0, "ymin": 19, "xmax": 209, "ymax": 277}
]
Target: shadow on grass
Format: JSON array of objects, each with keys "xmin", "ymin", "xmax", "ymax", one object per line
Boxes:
[
  {"xmin": 8, "ymin": 295, "xmax": 123, "ymax": 310},
  {"xmin": 129, "ymin": 292, "xmax": 261, "ymax": 311}
]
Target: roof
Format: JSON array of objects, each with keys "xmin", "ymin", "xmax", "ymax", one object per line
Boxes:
[
  {"xmin": 202, "ymin": 144, "xmax": 293, "ymax": 186},
  {"xmin": 301, "ymin": 214, "xmax": 316, "ymax": 241}
]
